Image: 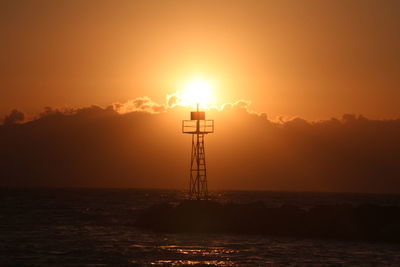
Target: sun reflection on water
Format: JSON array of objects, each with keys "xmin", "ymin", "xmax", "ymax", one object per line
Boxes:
[
  {"xmin": 150, "ymin": 259, "xmax": 234, "ymax": 266},
  {"xmin": 160, "ymin": 245, "xmax": 237, "ymax": 256},
  {"xmin": 146, "ymin": 245, "xmax": 237, "ymax": 266}
]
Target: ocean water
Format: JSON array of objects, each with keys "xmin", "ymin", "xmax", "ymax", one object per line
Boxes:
[{"xmin": 1, "ymin": 188, "xmax": 400, "ymax": 266}]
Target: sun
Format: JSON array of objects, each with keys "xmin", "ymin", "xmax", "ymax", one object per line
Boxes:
[{"xmin": 177, "ymin": 78, "xmax": 214, "ymax": 108}]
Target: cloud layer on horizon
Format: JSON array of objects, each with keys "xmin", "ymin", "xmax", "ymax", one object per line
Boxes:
[
  {"xmin": 1, "ymin": 94, "xmax": 264, "ymax": 124},
  {"xmin": 1, "ymin": 99, "xmax": 400, "ymax": 193}
]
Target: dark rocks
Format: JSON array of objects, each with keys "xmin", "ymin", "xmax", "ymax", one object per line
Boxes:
[{"xmin": 135, "ymin": 200, "xmax": 400, "ymax": 242}]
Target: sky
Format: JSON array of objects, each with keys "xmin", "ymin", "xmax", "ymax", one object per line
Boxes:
[{"xmin": 1, "ymin": 0, "xmax": 400, "ymax": 120}]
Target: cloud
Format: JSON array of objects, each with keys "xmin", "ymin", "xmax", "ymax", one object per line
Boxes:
[
  {"xmin": 166, "ymin": 94, "xmax": 179, "ymax": 108},
  {"xmin": 3, "ymin": 109, "xmax": 25, "ymax": 125},
  {"xmin": 1, "ymin": 99, "xmax": 400, "ymax": 193},
  {"xmin": 33, "ymin": 105, "xmax": 117, "ymax": 121},
  {"xmin": 113, "ymin": 96, "xmax": 166, "ymax": 114},
  {"xmin": 220, "ymin": 99, "xmax": 269, "ymax": 120},
  {"xmin": 39, "ymin": 106, "xmax": 70, "ymax": 118},
  {"xmin": 221, "ymin": 99, "xmax": 251, "ymax": 111},
  {"xmin": 110, "ymin": 95, "xmax": 256, "ymax": 115}
]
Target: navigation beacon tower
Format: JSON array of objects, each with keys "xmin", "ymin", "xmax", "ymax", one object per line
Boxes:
[{"xmin": 182, "ymin": 104, "xmax": 214, "ymax": 200}]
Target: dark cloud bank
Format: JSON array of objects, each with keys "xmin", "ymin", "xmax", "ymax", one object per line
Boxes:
[{"xmin": 1, "ymin": 103, "xmax": 400, "ymax": 193}]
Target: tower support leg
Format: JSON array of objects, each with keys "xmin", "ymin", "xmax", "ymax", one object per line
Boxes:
[{"xmin": 189, "ymin": 133, "xmax": 208, "ymax": 200}]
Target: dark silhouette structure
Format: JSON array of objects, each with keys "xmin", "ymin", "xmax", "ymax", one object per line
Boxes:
[{"xmin": 182, "ymin": 104, "xmax": 214, "ymax": 200}]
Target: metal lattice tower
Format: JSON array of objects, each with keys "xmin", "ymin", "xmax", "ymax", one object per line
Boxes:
[{"xmin": 182, "ymin": 104, "xmax": 214, "ymax": 200}]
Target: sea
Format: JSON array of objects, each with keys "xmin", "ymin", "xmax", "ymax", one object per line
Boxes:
[{"xmin": 1, "ymin": 188, "xmax": 400, "ymax": 266}]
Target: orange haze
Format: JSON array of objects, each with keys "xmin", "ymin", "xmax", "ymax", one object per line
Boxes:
[{"xmin": 1, "ymin": 0, "xmax": 400, "ymax": 120}]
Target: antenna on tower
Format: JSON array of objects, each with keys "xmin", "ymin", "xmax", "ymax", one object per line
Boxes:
[{"xmin": 182, "ymin": 103, "xmax": 214, "ymax": 200}]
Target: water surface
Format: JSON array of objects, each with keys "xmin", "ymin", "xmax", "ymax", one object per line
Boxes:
[{"xmin": 1, "ymin": 188, "xmax": 400, "ymax": 266}]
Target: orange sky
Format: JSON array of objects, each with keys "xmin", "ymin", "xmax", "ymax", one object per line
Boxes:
[{"xmin": 1, "ymin": 0, "xmax": 399, "ymax": 120}]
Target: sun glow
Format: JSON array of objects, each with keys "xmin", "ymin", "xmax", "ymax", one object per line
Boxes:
[{"xmin": 177, "ymin": 78, "xmax": 214, "ymax": 108}]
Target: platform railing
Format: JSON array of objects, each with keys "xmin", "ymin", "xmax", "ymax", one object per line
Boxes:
[{"xmin": 182, "ymin": 120, "xmax": 214, "ymax": 134}]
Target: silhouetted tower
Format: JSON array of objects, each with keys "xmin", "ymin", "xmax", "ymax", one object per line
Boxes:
[{"xmin": 182, "ymin": 104, "xmax": 214, "ymax": 200}]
